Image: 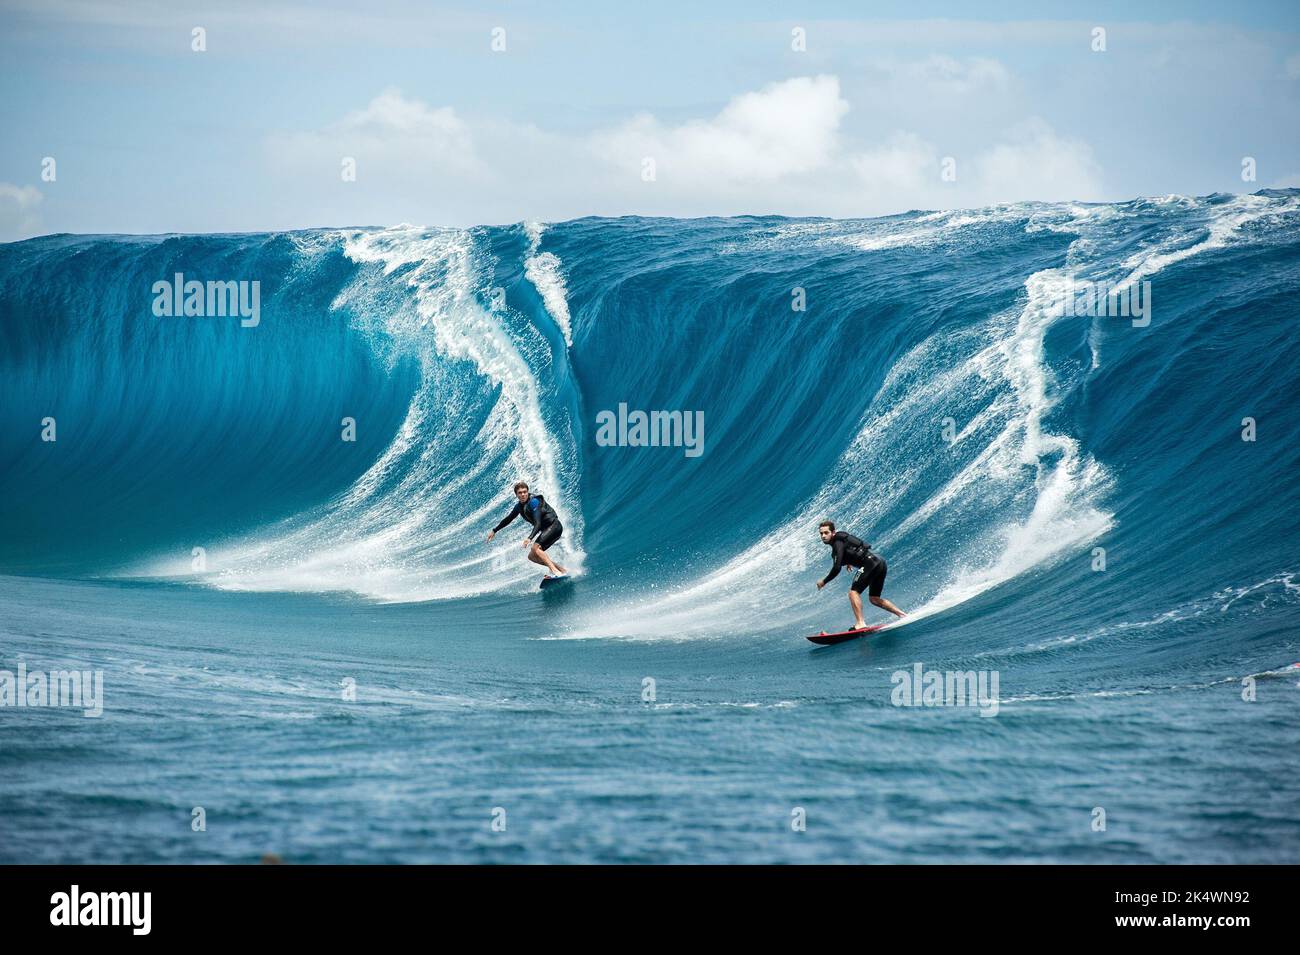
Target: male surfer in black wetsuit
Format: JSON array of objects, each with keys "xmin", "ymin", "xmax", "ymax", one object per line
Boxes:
[
  {"xmin": 486, "ymin": 481, "xmax": 568, "ymax": 579},
  {"xmin": 816, "ymin": 520, "xmax": 906, "ymax": 629}
]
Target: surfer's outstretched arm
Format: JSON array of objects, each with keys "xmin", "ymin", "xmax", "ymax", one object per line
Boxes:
[
  {"xmin": 487, "ymin": 503, "xmax": 523, "ymax": 541},
  {"xmin": 818, "ymin": 538, "xmax": 846, "ymax": 588}
]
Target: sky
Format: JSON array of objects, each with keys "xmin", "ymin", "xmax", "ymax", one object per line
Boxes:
[{"xmin": 1, "ymin": 0, "xmax": 1299, "ymax": 238}]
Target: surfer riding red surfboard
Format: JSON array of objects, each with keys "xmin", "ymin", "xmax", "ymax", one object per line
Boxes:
[{"xmin": 816, "ymin": 520, "xmax": 906, "ymax": 631}]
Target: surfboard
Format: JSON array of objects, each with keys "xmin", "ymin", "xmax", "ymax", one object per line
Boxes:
[
  {"xmin": 539, "ymin": 575, "xmax": 572, "ymax": 590},
  {"xmin": 806, "ymin": 623, "xmax": 888, "ymax": 645}
]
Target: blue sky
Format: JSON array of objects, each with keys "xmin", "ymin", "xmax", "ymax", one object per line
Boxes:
[{"xmin": 2, "ymin": 0, "xmax": 1298, "ymax": 237}]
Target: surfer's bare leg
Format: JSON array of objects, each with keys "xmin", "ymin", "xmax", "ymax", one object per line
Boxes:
[
  {"xmin": 529, "ymin": 544, "xmax": 566, "ymax": 576},
  {"xmin": 847, "ymin": 591, "xmax": 868, "ymax": 630},
  {"xmin": 870, "ymin": 595, "xmax": 907, "ymax": 618}
]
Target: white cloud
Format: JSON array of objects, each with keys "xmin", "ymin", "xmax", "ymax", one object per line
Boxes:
[
  {"xmin": 971, "ymin": 119, "xmax": 1105, "ymax": 202},
  {"xmin": 851, "ymin": 131, "xmax": 940, "ymax": 198},
  {"xmin": 264, "ymin": 75, "xmax": 1106, "ymax": 224},
  {"xmin": 846, "ymin": 120, "xmax": 1104, "ymax": 211},
  {"xmin": 269, "ymin": 87, "xmax": 480, "ymax": 178},
  {"xmin": 889, "ymin": 55, "xmax": 1012, "ymax": 98},
  {"xmin": 338, "ymin": 88, "xmax": 466, "ymax": 140},
  {"xmin": 592, "ymin": 75, "xmax": 849, "ymax": 185},
  {"xmin": 0, "ymin": 183, "xmax": 44, "ymax": 242}
]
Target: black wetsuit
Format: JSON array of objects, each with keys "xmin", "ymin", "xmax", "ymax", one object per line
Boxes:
[
  {"xmin": 823, "ymin": 531, "xmax": 888, "ymax": 597},
  {"xmin": 493, "ymin": 493, "xmax": 563, "ymax": 551}
]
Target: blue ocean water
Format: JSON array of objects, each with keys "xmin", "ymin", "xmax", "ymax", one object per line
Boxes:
[{"xmin": 2, "ymin": 193, "xmax": 1299, "ymax": 863}]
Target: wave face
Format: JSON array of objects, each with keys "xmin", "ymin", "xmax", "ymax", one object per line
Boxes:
[{"xmin": 2, "ymin": 193, "xmax": 1299, "ymax": 626}]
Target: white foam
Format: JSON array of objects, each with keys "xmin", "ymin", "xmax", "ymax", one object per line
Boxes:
[
  {"xmin": 523, "ymin": 220, "xmax": 574, "ymax": 347},
  {"xmin": 833, "ymin": 205, "xmax": 1033, "ymax": 251},
  {"xmin": 718, "ymin": 205, "xmax": 1039, "ymax": 256},
  {"xmin": 1113, "ymin": 193, "xmax": 1300, "ymax": 293}
]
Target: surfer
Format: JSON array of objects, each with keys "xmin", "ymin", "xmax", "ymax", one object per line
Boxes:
[
  {"xmin": 487, "ymin": 481, "xmax": 568, "ymax": 579},
  {"xmin": 816, "ymin": 520, "xmax": 906, "ymax": 628}
]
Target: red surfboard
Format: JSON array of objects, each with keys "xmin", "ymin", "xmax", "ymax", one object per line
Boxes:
[{"xmin": 806, "ymin": 623, "xmax": 889, "ymax": 645}]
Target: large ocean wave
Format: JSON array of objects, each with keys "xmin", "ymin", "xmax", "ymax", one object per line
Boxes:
[{"xmin": 3, "ymin": 192, "xmax": 1298, "ymax": 635}]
